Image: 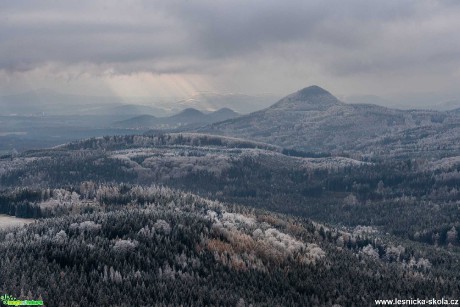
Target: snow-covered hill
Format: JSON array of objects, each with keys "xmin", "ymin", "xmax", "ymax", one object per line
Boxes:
[
  {"xmin": 114, "ymin": 108, "xmax": 239, "ymax": 129},
  {"xmin": 199, "ymin": 86, "xmax": 460, "ymax": 159}
]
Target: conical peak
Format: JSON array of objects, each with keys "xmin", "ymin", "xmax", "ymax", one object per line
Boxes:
[
  {"xmin": 297, "ymin": 85, "xmax": 331, "ymax": 98},
  {"xmin": 270, "ymin": 85, "xmax": 340, "ymax": 111}
]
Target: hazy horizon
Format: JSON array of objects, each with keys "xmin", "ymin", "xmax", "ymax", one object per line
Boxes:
[{"xmin": 1, "ymin": 85, "xmax": 459, "ymax": 112}]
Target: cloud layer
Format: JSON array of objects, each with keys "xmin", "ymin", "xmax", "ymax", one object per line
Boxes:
[{"xmin": 1, "ymin": 0, "xmax": 460, "ymax": 98}]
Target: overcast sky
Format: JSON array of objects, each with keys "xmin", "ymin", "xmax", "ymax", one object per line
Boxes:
[{"xmin": 1, "ymin": 0, "xmax": 460, "ymax": 102}]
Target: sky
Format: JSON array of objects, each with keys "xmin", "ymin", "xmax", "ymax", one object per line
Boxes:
[{"xmin": 1, "ymin": 0, "xmax": 460, "ymax": 103}]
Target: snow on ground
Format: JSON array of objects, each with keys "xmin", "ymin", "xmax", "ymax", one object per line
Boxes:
[
  {"xmin": 300, "ymin": 156, "xmax": 369, "ymax": 169},
  {"xmin": 0, "ymin": 214, "xmax": 34, "ymax": 230},
  {"xmin": 426, "ymin": 156, "xmax": 460, "ymax": 171}
]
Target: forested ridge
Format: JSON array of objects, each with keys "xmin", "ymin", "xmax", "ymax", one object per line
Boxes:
[
  {"xmin": 0, "ymin": 133, "xmax": 459, "ymax": 306},
  {"xmin": 0, "ymin": 185, "xmax": 459, "ymax": 306},
  {"xmin": 1, "ymin": 135, "xmax": 459, "ymax": 247}
]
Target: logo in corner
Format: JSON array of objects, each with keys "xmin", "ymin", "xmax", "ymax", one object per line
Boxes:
[{"xmin": 1, "ymin": 294, "xmax": 44, "ymax": 306}]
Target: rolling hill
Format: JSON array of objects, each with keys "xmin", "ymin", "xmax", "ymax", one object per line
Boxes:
[
  {"xmin": 199, "ymin": 86, "xmax": 460, "ymax": 159},
  {"xmin": 114, "ymin": 107, "xmax": 239, "ymax": 129},
  {"xmin": 1, "ymin": 131, "xmax": 460, "ymax": 305}
]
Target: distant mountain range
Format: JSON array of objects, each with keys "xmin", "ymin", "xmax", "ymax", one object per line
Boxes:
[
  {"xmin": 346, "ymin": 94, "xmax": 460, "ymax": 111},
  {"xmin": 0, "ymin": 89, "xmax": 278, "ymax": 117},
  {"xmin": 198, "ymin": 85, "xmax": 460, "ymax": 159},
  {"xmin": 114, "ymin": 107, "xmax": 239, "ymax": 129},
  {"xmin": 2, "ymin": 86, "xmax": 460, "ymax": 158},
  {"xmin": 0, "ymin": 89, "xmax": 169, "ymax": 117},
  {"xmin": 172, "ymin": 92, "xmax": 280, "ymax": 114}
]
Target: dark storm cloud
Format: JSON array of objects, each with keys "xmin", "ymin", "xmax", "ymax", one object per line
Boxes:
[
  {"xmin": 156, "ymin": 0, "xmax": 414, "ymax": 56},
  {"xmin": 1, "ymin": 0, "xmax": 460, "ymax": 87},
  {"xmin": 0, "ymin": 0, "xmax": 193, "ymax": 72}
]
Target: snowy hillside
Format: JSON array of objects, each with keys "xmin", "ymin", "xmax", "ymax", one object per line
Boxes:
[{"xmin": 199, "ymin": 86, "xmax": 460, "ymax": 159}]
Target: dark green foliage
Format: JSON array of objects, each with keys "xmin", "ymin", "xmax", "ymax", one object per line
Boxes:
[
  {"xmin": 1, "ymin": 135, "xmax": 459, "ymax": 247},
  {"xmin": 1, "ymin": 133, "xmax": 460, "ymax": 305},
  {"xmin": 0, "ymin": 189, "xmax": 459, "ymax": 306},
  {"xmin": 0, "ymin": 189, "xmax": 43, "ymax": 218}
]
